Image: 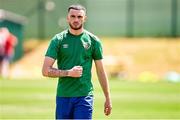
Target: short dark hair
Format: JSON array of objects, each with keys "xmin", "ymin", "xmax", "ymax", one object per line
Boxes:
[{"xmin": 68, "ymin": 4, "xmax": 86, "ymax": 13}]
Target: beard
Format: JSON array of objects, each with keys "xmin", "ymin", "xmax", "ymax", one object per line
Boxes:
[{"xmin": 69, "ymin": 22, "xmax": 83, "ymax": 30}]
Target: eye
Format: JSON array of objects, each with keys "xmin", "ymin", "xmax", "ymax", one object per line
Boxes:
[
  {"xmin": 70, "ymin": 15, "xmax": 75, "ymax": 18},
  {"xmin": 78, "ymin": 16, "xmax": 83, "ymax": 19}
]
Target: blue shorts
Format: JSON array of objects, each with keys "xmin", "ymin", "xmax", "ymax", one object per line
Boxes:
[{"xmin": 56, "ymin": 95, "xmax": 93, "ymax": 119}]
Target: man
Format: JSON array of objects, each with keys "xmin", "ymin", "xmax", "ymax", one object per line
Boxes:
[
  {"xmin": 0, "ymin": 27, "xmax": 17, "ymax": 77},
  {"xmin": 42, "ymin": 4, "xmax": 112, "ymax": 119},
  {"xmin": 0, "ymin": 28, "xmax": 6, "ymax": 75}
]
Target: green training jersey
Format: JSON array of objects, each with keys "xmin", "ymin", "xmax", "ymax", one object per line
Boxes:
[{"xmin": 45, "ymin": 29, "xmax": 103, "ymax": 97}]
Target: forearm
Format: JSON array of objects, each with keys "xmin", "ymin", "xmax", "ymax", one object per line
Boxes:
[
  {"xmin": 43, "ymin": 65, "xmax": 83, "ymax": 78},
  {"xmin": 45, "ymin": 67, "xmax": 69, "ymax": 78},
  {"xmin": 97, "ymin": 70, "xmax": 111, "ymax": 99}
]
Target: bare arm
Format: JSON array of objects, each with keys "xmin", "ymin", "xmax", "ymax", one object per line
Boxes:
[
  {"xmin": 42, "ymin": 56, "xmax": 83, "ymax": 78},
  {"xmin": 94, "ymin": 59, "xmax": 112, "ymax": 116}
]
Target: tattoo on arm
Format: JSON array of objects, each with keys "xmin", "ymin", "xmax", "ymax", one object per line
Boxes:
[
  {"xmin": 48, "ymin": 67, "xmax": 59, "ymax": 77},
  {"xmin": 48, "ymin": 67, "xmax": 68, "ymax": 77},
  {"xmin": 59, "ymin": 70, "xmax": 69, "ymax": 77}
]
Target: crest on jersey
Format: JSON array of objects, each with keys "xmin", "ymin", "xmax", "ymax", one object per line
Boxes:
[{"xmin": 82, "ymin": 41, "xmax": 90, "ymax": 50}]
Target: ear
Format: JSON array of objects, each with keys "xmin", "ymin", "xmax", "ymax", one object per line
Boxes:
[{"xmin": 84, "ymin": 15, "xmax": 87, "ymax": 22}]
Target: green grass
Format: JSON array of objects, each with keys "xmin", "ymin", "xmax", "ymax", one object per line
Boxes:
[{"xmin": 0, "ymin": 78, "xmax": 180, "ymax": 119}]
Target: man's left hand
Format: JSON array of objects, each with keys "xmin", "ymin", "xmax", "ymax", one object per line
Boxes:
[{"xmin": 104, "ymin": 99, "xmax": 112, "ymax": 116}]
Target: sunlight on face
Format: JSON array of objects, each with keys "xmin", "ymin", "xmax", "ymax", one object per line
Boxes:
[{"xmin": 67, "ymin": 9, "xmax": 86, "ymax": 30}]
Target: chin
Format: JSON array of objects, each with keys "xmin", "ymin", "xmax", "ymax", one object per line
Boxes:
[{"xmin": 69, "ymin": 24, "xmax": 82, "ymax": 30}]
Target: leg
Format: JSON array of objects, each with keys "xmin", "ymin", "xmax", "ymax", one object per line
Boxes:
[
  {"xmin": 73, "ymin": 95, "xmax": 93, "ymax": 119},
  {"xmin": 56, "ymin": 96, "xmax": 73, "ymax": 119},
  {"xmin": 1, "ymin": 58, "xmax": 9, "ymax": 78},
  {"xmin": 0, "ymin": 60, "xmax": 2, "ymax": 76},
  {"xmin": 0, "ymin": 56, "xmax": 4, "ymax": 76}
]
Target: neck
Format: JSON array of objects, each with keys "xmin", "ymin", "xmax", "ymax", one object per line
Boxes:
[{"xmin": 69, "ymin": 28, "xmax": 84, "ymax": 35}]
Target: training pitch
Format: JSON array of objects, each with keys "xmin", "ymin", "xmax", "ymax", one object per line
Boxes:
[{"xmin": 0, "ymin": 78, "xmax": 180, "ymax": 119}]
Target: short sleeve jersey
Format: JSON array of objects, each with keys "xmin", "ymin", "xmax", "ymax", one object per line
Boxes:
[{"xmin": 45, "ymin": 30, "xmax": 103, "ymax": 97}]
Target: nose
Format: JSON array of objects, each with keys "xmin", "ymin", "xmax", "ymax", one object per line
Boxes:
[{"xmin": 74, "ymin": 17, "xmax": 79, "ymax": 22}]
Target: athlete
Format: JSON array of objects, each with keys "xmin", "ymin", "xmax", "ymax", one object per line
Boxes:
[{"xmin": 42, "ymin": 4, "xmax": 112, "ymax": 119}]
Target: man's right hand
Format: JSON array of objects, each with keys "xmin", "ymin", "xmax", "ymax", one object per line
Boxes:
[{"xmin": 68, "ymin": 66, "xmax": 83, "ymax": 77}]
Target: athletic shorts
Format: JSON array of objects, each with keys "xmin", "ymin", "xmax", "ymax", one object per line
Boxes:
[{"xmin": 56, "ymin": 95, "xmax": 93, "ymax": 120}]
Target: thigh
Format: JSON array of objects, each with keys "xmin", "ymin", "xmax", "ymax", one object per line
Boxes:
[
  {"xmin": 73, "ymin": 95, "xmax": 93, "ymax": 119},
  {"xmin": 56, "ymin": 97, "xmax": 73, "ymax": 119}
]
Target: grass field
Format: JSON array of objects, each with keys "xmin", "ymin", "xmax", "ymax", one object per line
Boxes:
[{"xmin": 1, "ymin": 78, "xmax": 180, "ymax": 119}]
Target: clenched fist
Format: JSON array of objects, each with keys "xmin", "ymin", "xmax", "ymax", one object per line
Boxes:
[{"xmin": 68, "ymin": 66, "xmax": 83, "ymax": 77}]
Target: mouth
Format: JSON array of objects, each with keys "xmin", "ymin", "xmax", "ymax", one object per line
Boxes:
[
  {"xmin": 69, "ymin": 22, "xmax": 82, "ymax": 30},
  {"xmin": 73, "ymin": 22, "xmax": 79, "ymax": 26}
]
